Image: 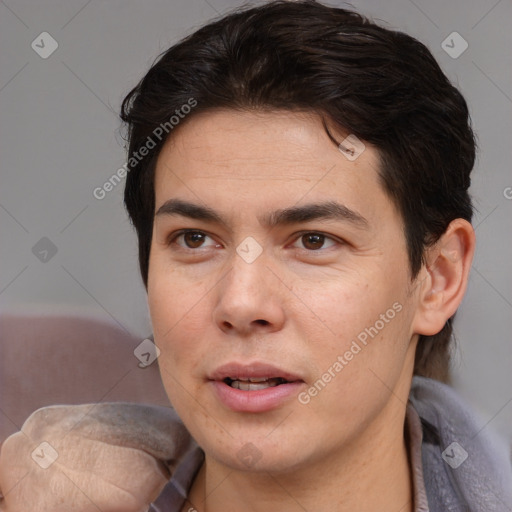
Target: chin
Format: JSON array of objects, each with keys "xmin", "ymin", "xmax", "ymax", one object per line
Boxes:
[{"xmin": 202, "ymin": 434, "xmax": 313, "ymax": 474}]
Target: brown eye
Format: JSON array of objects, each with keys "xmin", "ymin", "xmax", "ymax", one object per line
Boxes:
[
  {"xmin": 170, "ymin": 230, "xmax": 220, "ymax": 251},
  {"xmin": 301, "ymin": 233, "xmax": 325, "ymax": 250},
  {"xmin": 182, "ymin": 231, "xmax": 207, "ymax": 248},
  {"xmin": 291, "ymin": 232, "xmax": 338, "ymax": 251}
]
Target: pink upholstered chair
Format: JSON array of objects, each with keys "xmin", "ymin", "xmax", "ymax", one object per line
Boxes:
[{"xmin": 0, "ymin": 313, "xmax": 170, "ymax": 442}]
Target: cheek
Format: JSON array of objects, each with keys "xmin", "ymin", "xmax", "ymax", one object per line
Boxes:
[
  {"xmin": 149, "ymin": 295, "xmax": 206, "ymax": 364},
  {"xmin": 148, "ymin": 251, "xmax": 205, "ymax": 327},
  {"xmin": 305, "ymin": 269, "xmax": 412, "ymax": 380},
  {"xmin": 305, "ymin": 273, "xmax": 391, "ymax": 343},
  {"xmin": 148, "ymin": 276, "xmax": 207, "ymax": 408},
  {"xmin": 147, "ymin": 260, "xmax": 205, "ymax": 364}
]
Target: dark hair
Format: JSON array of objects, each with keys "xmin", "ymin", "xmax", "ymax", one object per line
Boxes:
[{"xmin": 121, "ymin": 0, "xmax": 475, "ymax": 381}]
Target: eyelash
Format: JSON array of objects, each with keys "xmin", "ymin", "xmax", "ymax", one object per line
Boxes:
[{"xmin": 167, "ymin": 229, "xmax": 342, "ymax": 252}]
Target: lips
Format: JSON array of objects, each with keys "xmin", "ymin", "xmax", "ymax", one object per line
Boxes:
[{"xmin": 209, "ymin": 362, "xmax": 305, "ymax": 413}]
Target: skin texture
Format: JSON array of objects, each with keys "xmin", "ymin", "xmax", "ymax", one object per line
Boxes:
[{"xmin": 147, "ymin": 109, "xmax": 475, "ymax": 512}]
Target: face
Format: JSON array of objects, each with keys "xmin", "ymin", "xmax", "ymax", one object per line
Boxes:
[{"xmin": 148, "ymin": 109, "xmax": 423, "ymax": 473}]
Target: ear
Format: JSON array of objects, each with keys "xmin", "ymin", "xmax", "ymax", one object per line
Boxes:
[{"xmin": 411, "ymin": 218, "xmax": 475, "ymax": 336}]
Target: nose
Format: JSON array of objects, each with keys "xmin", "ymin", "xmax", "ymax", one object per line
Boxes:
[{"xmin": 212, "ymin": 250, "xmax": 286, "ymax": 337}]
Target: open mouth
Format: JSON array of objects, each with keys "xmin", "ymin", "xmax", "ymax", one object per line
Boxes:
[
  {"xmin": 211, "ymin": 364, "xmax": 304, "ymax": 412},
  {"xmin": 224, "ymin": 377, "xmax": 290, "ymax": 390}
]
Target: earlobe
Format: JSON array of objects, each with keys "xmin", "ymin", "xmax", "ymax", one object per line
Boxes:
[{"xmin": 412, "ymin": 219, "xmax": 475, "ymax": 336}]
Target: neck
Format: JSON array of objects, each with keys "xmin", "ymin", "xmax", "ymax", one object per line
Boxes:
[{"xmin": 187, "ymin": 400, "xmax": 413, "ymax": 512}]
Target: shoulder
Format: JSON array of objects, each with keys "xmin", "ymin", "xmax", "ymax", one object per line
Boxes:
[{"xmin": 409, "ymin": 376, "xmax": 512, "ymax": 511}]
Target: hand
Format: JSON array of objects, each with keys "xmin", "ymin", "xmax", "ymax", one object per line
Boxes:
[{"xmin": 0, "ymin": 403, "xmax": 192, "ymax": 512}]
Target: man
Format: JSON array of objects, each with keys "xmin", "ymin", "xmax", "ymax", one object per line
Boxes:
[{"xmin": 1, "ymin": 1, "xmax": 511, "ymax": 511}]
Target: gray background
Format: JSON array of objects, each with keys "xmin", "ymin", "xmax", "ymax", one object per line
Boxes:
[{"xmin": 1, "ymin": 0, "xmax": 511, "ymax": 441}]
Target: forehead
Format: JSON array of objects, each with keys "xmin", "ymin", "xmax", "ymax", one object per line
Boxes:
[{"xmin": 153, "ymin": 109, "xmax": 394, "ymax": 226}]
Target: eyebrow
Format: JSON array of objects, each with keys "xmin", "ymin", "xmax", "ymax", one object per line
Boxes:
[{"xmin": 155, "ymin": 198, "xmax": 369, "ymax": 229}]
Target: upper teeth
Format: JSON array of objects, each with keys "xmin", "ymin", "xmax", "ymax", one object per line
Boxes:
[{"xmin": 227, "ymin": 377, "xmax": 285, "ymax": 390}]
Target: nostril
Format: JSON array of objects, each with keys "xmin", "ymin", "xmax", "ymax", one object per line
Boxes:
[{"xmin": 255, "ymin": 319, "xmax": 269, "ymax": 326}]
